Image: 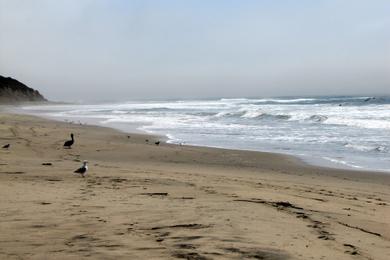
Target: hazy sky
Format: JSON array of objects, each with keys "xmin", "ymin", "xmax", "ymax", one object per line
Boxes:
[{"xmin": 1, "ymin": 0, "xmax": 389, "ymax": 102}]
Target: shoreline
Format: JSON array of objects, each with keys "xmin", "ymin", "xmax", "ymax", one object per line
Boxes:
[
  {"xmin": 3, "ymin": 108, "xmax": 390, "ymax": 183},
  {"xmin": 1, "ymin": 111, "xmax": 390, "ymax": 259},
  {"xmin": 9, "ymin": 104, "xmax": 390, "ymax": 174}
]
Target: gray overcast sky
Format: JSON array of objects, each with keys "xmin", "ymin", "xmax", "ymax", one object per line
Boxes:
[{"xmin": 1, "ymin": 0, "xmax": 389, "ymax": 102}]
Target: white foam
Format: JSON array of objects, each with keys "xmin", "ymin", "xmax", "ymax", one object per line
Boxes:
[{"xmin": 322, "ymin": 157, "xmax": 363, "ymax": 169}]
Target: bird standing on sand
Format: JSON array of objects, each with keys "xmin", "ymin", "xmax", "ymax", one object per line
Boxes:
[
  {"xmin": 74, "ymin": 161, "xmax": 88, "ymax": 177},
  {"xmin": 63, "ymin": 133, "xmax": 74, "ymax": 149},
  {"xmin": 155, "ymin": 141, "xmax": 160, "ymax": 146},
  {"xmin": 2, "ymin": 144, "xmax": 10, "ymax": 149}
]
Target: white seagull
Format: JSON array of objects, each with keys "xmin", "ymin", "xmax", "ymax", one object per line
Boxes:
[{"xmin": 74, "ymin": 160, "xmax": 88, "ymax": 177}]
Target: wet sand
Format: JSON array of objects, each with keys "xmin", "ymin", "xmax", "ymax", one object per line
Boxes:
[{"xmin": 0, "ymin": 113, "xmax": 389, "ymax": 259}]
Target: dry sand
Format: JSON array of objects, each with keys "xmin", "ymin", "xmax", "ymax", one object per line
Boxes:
[{"xmin": 0, "ymin": 113, "xmax": 389, "ymax": 259}]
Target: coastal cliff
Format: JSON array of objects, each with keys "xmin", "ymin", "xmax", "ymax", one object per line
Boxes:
[{"xmin": 0, "ymin": 75, "xmax": 47, "ymax": 103}]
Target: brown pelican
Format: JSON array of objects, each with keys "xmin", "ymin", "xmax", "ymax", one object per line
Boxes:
[{"xmin": 63, "ymin": 133, "xmax": 74, "ymax": 149}]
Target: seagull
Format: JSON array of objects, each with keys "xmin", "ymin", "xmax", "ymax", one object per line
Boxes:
[
  {"xmin": 2, "ymin": 144, "xmax": 10, "ymax": 149},
  {"xmin": 74, "ymin": 160, "xmax": 88, "ymax": 178},
  {"xmin": 63, "ymin": 133, "xmax": 74, "ymax": 149}
]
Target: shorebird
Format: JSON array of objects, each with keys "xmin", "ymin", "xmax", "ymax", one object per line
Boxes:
[
  {"xmin": 63, "ymin": 133, "xmax": 74, "ymax": 149},
  {"xmin": 2, "ymin": 144, "xmax": 10, "ymax": 149},
  {"xmin": 74, "ymin": 161, "xmax": 88, "ymax": 177},
  {"xmin": 155, "ymin": 141, "xmax": 160, "ymax": 146}
]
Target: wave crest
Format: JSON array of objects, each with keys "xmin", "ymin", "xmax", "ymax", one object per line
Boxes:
[{"xmin": 307, "ymin": 115, "xmax": 328, "ymax": 122}]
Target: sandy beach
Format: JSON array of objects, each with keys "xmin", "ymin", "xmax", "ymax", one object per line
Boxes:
[{"xmin": 0, "ymin": 112, "xmax": 389, "ymax": 260}]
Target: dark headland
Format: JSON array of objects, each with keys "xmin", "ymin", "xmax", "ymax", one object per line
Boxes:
[{"xmin": 0, "ymin": 75, "xmax": 47, "ymax": 103}]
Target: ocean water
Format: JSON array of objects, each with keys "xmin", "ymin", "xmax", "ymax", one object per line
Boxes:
[{"xmin": 22, "ymin": 96, "xmax": 390, "ymax": 172}]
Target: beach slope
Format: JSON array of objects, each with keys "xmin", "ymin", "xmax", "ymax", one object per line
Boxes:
[{"xmin": 0, "ymin": 113, "xmax": 389, "ymax": 259}]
